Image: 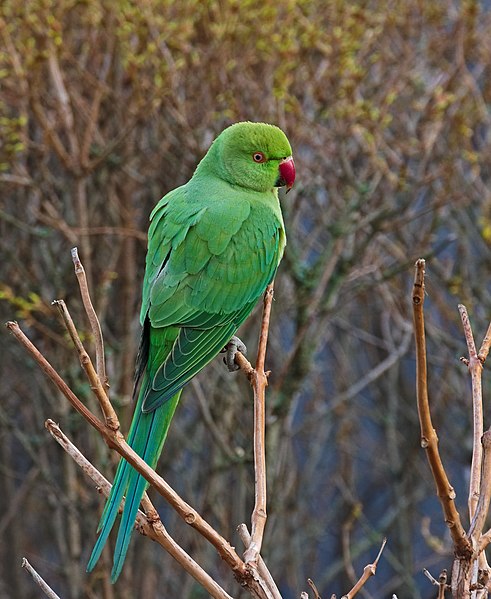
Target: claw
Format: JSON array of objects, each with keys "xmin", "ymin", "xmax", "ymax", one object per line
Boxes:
[{"xmin": 222, "ymin": 336, "xmax": 247, "ymax": 372}]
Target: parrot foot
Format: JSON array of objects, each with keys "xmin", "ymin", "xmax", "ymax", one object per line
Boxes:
[{"xmin": 222, "ymin": 336, "xmax": 247, "ymax": 372}]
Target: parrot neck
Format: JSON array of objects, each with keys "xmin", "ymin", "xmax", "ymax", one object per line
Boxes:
[{"xmin": 193, "ymin": 137, "xmax": 227, "ymax": 182}]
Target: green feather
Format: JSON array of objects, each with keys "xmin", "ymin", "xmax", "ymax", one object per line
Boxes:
[{"xmin": 87, "ymin": 122, "xmax": 292, "ymax": 581}]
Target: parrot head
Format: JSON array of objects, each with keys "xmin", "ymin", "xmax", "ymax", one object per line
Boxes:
[{"xmin": 198, "ymin": 121, "xmax": 295, "ymax": 193}]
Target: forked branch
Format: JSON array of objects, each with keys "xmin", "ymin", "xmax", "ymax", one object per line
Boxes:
[
  {"xmin": 6, "ymin": 251, "xmax": 281, "ymax": 599},
  {"xmin": 45, "ymin": 419, "xmax": 234, "ymax": 599}
]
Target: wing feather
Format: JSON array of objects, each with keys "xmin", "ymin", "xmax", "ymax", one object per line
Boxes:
[{"xmin": 140, "ymin": 181, "xmax": 285, "ymax": 412}]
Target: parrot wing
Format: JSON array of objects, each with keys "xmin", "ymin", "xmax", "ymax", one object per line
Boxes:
[{"xmin": 139, "ymin": 183, "xmax": 284, "ymax": 412}]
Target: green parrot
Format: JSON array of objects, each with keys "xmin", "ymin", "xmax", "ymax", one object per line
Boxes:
[{"xmin": 87, "ymin": 121, "xmax": 295, "ymax": 581}]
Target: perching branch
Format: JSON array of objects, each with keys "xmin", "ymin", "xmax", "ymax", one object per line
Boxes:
[
  {"xmin": 21, "ymin": 558, "xmax": 62, "ymax": 599},
  {"xmin": 45, "ymin": 419, "xmax": 234, "ymax": 599},
  {"xmin": 6, "ymin": 249, "xmax": 280, "ymax": 599},
  {"xmin": 411, "ymin": 259, "xmax": 471, "ymax": 558},
  {"xmin": 236, "ymin": 283, "xmax": 274, "ymax": 565}
]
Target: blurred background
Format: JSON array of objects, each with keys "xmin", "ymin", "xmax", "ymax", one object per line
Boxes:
[{"xmin": 2, "ymin": 1, "xmax": 491, "ymax": 597}]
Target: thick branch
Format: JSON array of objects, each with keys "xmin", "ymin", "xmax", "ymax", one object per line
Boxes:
[{"xmin": 411, "ymin": 259, "xmax": 471, "ymax": 558}]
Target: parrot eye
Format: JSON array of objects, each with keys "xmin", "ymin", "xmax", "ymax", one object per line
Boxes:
[{"xmin": 252, "ymin": 152, "xmax": 266, "ymax": 163}]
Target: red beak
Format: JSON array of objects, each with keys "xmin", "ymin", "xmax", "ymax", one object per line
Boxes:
[{"xmin": 278, "ymin": 157, "xmax": 296, "ymax": 192}]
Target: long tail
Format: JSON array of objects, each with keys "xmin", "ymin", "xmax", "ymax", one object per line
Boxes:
[{"xmin": 87, "ymin": 381, "xmax": 181, "ymax": 582}]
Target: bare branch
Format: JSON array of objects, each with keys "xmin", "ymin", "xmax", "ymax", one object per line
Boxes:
[
  {"xmin": 5, "ymin": 321, "xmax": 272, "ymax": 593},
  {"xmin": 458, "ymin": 304, "xmax": 484, "ymax": 524},
  {"xmin": 423, "ymin": 569, "xmax": 448, "ymax": 599},
  {"xmin": 470, "ymin": 431, "xmax": 491, "ymax": 541},
  {"xmin": 52, "ymin": 299, "xmax": 119, "ymax": 430},
  {"xmin": 45, "ymin": 420, "xmax": 234, "ymax": 599},
  {"xmin": 71, "ymin": 247, "xmax": 109, "ymax": 392},
  {"xmin": 239, "ymin": 283, "xmax": 274, "ymax": 564},
  {"xmin": 47, "ymin": 49, "xmax": 79, "ymax": 158},
  {"xmin": 307, "ymin": 578, "xmax": 322, "ymax": 599},
  {"xmin": 411, "ymin": 259, "xmax": 472, "ymax": 558},
  {"xmin": 478, "ymin": 321, "xmax": 491, "ymax": 364},
  {"xmin": 238, "ymin": 524, "xmax": 281, "ymax": 599},
  {"xmin": 340, "ymin": 538, "xmax": 387, "ymax": 599},
  {"xmin": 21, "ymin": 558, "xmax": 62, "ymax": 599},
  {"xmin": 5, "ymin": 321, "xmax": 105, "ymax": 433}
]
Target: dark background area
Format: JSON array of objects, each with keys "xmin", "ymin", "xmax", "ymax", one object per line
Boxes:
[{"xmin": 2, "ymin": 1, "xmax": 491, "ymax": 597}]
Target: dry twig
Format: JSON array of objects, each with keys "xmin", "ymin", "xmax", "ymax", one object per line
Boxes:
[
  {"xmin": 423, "ymin": 569, "xmax": 448, "ymax": 599},
  {"xmin": 71, "ymin": 247, "xmax": 109, "ymax": 393},
  {"xmin": 236, "ymin": 283, "xmax": 274, "ymax": 564},
  {"xmin": 52, "ymin": 299, "xmax": 118, "ymax": 430},
  {"xmin": 5, "ymin": 320, "xmax": 246, "ymax": 575},
  {"xmin": 458, "ymin": 304, "xmax": 491, "ymax": 578},
  {"xmin": 340, "ymin": 537, "xmax": 387, "ymax": 599},
  {"xmin": 21, "ymin": 558, "xmax": 62, "ymax": 599},
  {"xmin": 458, "ymin": 304, "xmax": 483, "ymax": 523},
  {"xmin": 307, "ymin": 578, "xmax": 322, "ymax": 599}
]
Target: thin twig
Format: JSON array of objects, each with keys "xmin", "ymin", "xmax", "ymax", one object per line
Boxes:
[
  {"xmin": 458, "ymin": 304, "xmax": 484, "ymax": 524},
  {"xmin": 47, "ymin": 49, "xmax": 79, "ymax": 158},
  {"xmin": 423, "ymin": 569, "xmax": 448, "ymax": 599},
  {"xmin": 21, "ymin": 558, "xmax": 62, "ymax": 599},
  {"xmin": 71, "ymin": 247, "xmax": 109, "ymax": 392},
  {"xmin": 411, "ymin": 259, "xmax": 472, "ymax": 558},
  {"xmin": 52, "ymin": 299, "xmax": 119, "ymax": 430},
  {"xmin": 307, "ymin": 578, "xmax": 322, "ymax": 599},
  {"xmin": 6, "ymin": 321, "xmax": 105, "ymax": 432},
  {"xmin": 478, "ymin": 321, "xmax": 491, "ymax": 364},
  {"xmin": 340, "ymin": 538, "xmax": 387, "ymax": 599},
  {"xmin": 45, "ymin": 420, "xmax": 234, "ymax": 599},
  {"xmin": 239, "ymin": 283, "xmax": 274, "ymax": 564},
  {"xmin": 470, "ymin": 431, "xmax": 491, "ymax": 541}
]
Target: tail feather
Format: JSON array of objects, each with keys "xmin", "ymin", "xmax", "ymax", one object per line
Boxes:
[
  {"xmin": 87, "ymin": 460, "xmax": 131, "ymax": 571},
  {"xmin": 110, "ymin": 404, "xmax": 164, "ymax": 581},
  {"xmin": 95, "ymin": 405, "xmax": 142, "ymax": 535},
  {"xmin": 87, "ymin": 398, "xmax": 147, "ymax": 572},
  {"xmin": 87, "ymin": 389, "xmax": 181, "ymax": 580}
]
